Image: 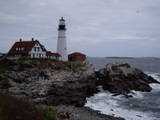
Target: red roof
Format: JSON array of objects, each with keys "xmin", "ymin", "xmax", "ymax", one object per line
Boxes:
[
  {"xmin": 8, "ymin": 40, "xmax": 46, "ymax": 56},
  {"xmin": 69, "ymin": 52, "xmax": 86, "ymax": 56},
  {"xmin": 68, "ymin": 52, "xmax": 86, "ymax": 61}
]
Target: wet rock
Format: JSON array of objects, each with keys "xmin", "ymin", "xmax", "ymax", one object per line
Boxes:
[{"xmin": 96, "ymin": 63, "xmax": 159, "ymax": 94}]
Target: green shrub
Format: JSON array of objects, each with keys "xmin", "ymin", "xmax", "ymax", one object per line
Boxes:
[
  {"xmin": 0, "ymin": 63, "xmax": 8, "ymax": 82},
  {"xmin": 66, "ymin": 61, "xmax": 87, "ymax": 72},
  {"xmin": 43, "ymin": 106, "xmax": 57, "ymax": 120},
  {"xmin": 0, "ymin": 64, "xmax": 8, "ymax": 74},
  {"xmin": 0, "ymin": 94, "xmax": 58, "ymax": 120},
  {"xmin": 17, "ymin": 57, "xmax": 36, "ymax": 65}
]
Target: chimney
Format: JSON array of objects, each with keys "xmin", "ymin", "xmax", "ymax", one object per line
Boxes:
[
  {"xmin": 19, "ymin": 38, "xmax": 22, "ymax": 42},
  {"xmin": 31, "ymin": 38, "xmax": 34, "ymax": 41}
]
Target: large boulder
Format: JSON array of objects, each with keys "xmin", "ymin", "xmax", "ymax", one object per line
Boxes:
[
  {"xmin": 96, "ymin": 63, "xmax": 159, "ymax": 94},
  {"xmin": 47, "ymin": 75, "xmax": 97, "ymax": 107}
]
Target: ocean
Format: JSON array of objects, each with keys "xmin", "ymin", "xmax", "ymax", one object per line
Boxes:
[{"xmin": 86, "ymin": 57, "xmax": 160, "ymax": 120}]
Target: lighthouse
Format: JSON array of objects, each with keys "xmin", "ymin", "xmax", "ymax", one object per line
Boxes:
[{"xmin": 57, "ymin": 17, "xmax": 68, "ymax": 61}]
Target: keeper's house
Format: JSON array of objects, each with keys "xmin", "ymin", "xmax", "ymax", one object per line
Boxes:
[{"xmin": 7, "ymin": 38, "xmax": 61, "ymax": 60}]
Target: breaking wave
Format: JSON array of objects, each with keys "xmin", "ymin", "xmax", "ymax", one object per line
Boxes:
[{"xmin": 85, "ymin": 73, "xmax": 160, "ymax": 120}]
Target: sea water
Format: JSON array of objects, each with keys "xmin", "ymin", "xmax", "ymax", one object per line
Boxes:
[{"xmin": 85, "ymin": 73, "xmax": 160, "ymax": 120}]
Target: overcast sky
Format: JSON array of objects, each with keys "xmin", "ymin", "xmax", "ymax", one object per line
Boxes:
[{"xmin": 0, "ymin": 0, "xmax": 160, "ymax": 57}]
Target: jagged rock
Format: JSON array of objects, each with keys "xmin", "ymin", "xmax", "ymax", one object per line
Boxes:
[
  {"xmin": 0, "ymin": 59, "xmax": 97, "ymax": 107},
  {"xmin": 47, "ymin": 75, "xmax": 97, "ymax": 107},
  {"xmin": 96, "ymin": 63, "xmax": 159, "ymax": 94}
]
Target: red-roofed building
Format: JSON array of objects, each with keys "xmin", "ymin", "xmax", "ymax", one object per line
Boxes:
[
  {"xmin": 46, "ymin": 51, "xmax": 61, "ymax": 60},
  {"xmin": 7, "ymin": 38, "xmax": 61, "ymax": 60},
  {"xmin": 68, "ymin": 52, "xmax": 86, "ymax": 62},
  {"xmin": 7, "ymin": 38, "xmax": 46, "ymax": 59}
]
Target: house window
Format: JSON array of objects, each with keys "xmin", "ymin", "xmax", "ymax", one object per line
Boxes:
[
  {"xmin": 37, "ymin": 47, "xmax": 40, "ymax": 52},
  {"xmin": 34, "ymin": 47, "xmax": 36, "ymax": 52},
  {"xmin": 21, "ymin": 47, "xmax": 24, "ymax": 51}
]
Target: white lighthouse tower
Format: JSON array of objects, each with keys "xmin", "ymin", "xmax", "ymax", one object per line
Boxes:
[{"xmin": 57, "ymin": 17, "xmax": 68, "ymax": 61}]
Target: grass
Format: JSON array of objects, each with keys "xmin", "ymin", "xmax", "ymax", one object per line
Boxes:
[
  {"xmin": 66, "ymin": 61, "xmax": 87, "ymax": 72},
  {"xmin": 16, "ymin": 57, "xmax": 39, "ymax": 66}
]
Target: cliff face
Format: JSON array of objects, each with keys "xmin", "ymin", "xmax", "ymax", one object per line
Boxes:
[
  {"xmin": 0, "ymin": 59, "xmax": 97, "ymax": 106},
  {"xmin": 47, "ymin": 75, "xmax": 96, "ymax": 107}
]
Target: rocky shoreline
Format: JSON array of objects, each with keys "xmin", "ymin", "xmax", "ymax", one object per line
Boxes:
[
  {"xmin": 0, "ymin": 59, "xmax": 97, "ymax": 107},
  {"xmin": 56, "ymin": 105, "xmax": 124, "ymax": 120},
  {"xmin": 0, "ymin": 58, "xmax": 159, "ymax": 120},
  {"xmin": 96, "ymin": 63, "xmax": 159, "ymax": 95}
]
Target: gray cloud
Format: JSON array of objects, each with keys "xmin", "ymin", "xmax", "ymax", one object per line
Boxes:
[{"xmin": 0, "ymin": 0, "xmax": 160, "ymax": 57}]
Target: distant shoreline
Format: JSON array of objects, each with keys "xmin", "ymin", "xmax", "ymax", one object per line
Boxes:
[{"xmin": 88, "ymin": 56, "xmax": 160, "ymax": 59}]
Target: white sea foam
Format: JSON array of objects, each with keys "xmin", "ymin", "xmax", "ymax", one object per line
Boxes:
[
  {"xmin": 147, "ymin": 72, "xmax": 160, "ymax": 91},
  {"xmin": 85, "ymin": 91, "xmax": 156, "ymax": 120},
  {"xmin": 85, "ymin": 73, "xmax": 160, "ymax": 120},
  {"xmin": 147, "ymin": 72, "xmax": 160, "ymax": 82}
]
